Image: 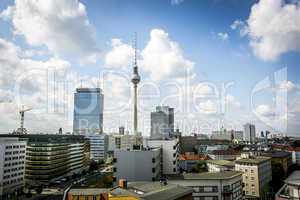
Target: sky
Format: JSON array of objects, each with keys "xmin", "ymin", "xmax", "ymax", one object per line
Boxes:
[{"xmin": 0, "ymin": 0, "xmax": 300, "ymax": 136}]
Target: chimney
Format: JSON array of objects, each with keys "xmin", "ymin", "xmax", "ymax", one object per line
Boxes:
[{"xmin": 119, "ymin": 179, "xmax": 127, "ymax": 189}]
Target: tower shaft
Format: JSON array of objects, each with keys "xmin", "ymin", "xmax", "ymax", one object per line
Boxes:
[{"xmin": 133, "ymin": 84, "xmax": 138, "ymax": 135}]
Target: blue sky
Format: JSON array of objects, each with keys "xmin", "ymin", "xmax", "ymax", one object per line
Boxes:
[{"xmin": 0, "ymin": 0, "xmax": 299, "ymax": 136}]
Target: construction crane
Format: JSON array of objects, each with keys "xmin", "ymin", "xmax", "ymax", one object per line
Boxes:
[{"xmin": 18, "ymin": 106, "xmax": 32, "ymax": 134}]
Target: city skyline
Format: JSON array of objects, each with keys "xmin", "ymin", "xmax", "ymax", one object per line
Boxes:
[{"xmin": 0, "ymin": 0, "xmax": 299, "ymax": 136}]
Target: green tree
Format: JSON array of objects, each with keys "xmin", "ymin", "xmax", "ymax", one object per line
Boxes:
[
  {"xmin": 191, "ymin": 160, "xmax": 207, "ymax": 173},
  {"xmin": 89, "ymin": 160, "xmax": 99, "ymax": 172}
]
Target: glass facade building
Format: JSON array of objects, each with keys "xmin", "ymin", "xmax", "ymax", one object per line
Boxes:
[{"xmin": 73, "ymin": 88, "xmax": 104, "ymax": 135}]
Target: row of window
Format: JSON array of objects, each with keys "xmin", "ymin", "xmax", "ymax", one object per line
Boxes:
[
  {"xmin": 2, "ymin": 177, "xmax": 23, "ymax": 186},
  {"xmin": 5, "ymin": 145, "xmax": 25, "ymax": 149},
  {"xmin": 193, "ymin": 186, "xmax": 218, "ymax": 193},
  {"xmin": 4, "ymin": 161, "xmax": 24, "ymax": 167},
  {"xmin": 5, "ymin": 156, "xmax": 25, "ymax": 161},
  {"xmin": 3, "ymin": 172, "xmax": 24, "ymax": 179},
  {"xmin": 4, "ymin": 166, "xmax": 24, "ymax": 173},
  {"xmin": 5, "ymin": 150, "xmax": 26, "ymax": 155}
]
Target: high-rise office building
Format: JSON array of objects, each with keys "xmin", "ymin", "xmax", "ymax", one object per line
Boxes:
[
  {"xmin": 0, "ymin": 138, "xmax": 26, "ymax": 198},
  {"xmin": 150, "ymin": 106, "xmax": 174, "ymax": 139},
  {"xmin": 243, "ymin": 123, "xmax": 256, "ymax": 143},
  {"xmin": 73, "ymin": 88, "xmax": 104, "ymax": 135}
]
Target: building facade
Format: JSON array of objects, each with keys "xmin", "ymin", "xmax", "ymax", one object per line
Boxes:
[
  {"xmin": 73, "ymin": 88, "xmax": 104, "ymax": 134},
  {"xmin": 0, "ymin": 138, "xmax": 26, "ymax": 197},
  {"xmin": 243, "ymin": 123, "xmax": 256, "ymax": 143},
  {"xmin": 169, "ymin": 171, "xmax": 243, "ymax": 200},
  {"xmin": 150, "ymin": 106, "xmax": 174, "ymax": 139},
  {"xmin": 85, "ymin": 134, "xmax": 108, "ymax": 161},
  {"xmin": 235, "ymin": 156, "xmax": 272, "ymax": 198},
  {"xmin": 113, "ymin": 147, "xmax": 161, "ymax": 182},
  {"xmin": 23, "ymin": 135, "xmax": 86, "ymax": 185},
  {"xmin": 146, "ymin": 139, "xmax": 180, "ymax": 175}
]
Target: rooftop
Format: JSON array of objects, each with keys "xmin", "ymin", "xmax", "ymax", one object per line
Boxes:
[
  {"xmin": 210, "ymin": 149, "xmax": 240, "ymax": 155},
  {"xmin": 206, "ymin": 160, "xmax": 235, "ymax": 167},
  {"xmin": 179, "ymin": 153, "xmax": 210, "ymax": 161},
  {"xmin": 285, "ymin": 170, "xmax": 300, "ymax": 186},
  {"xmin": 110, "ymin": 182, "xmax": 193, "ymax": 200},
  {"xmin": 183, "ymin": 171, "xmax": 242, "ymax": 180},
  {"xmin": 235, "ymin": 156, "xmax": 271, "ymax": 165},
  {"xmin": 68, "ymin": 188, "xmax": 110, "ymax": 196}
]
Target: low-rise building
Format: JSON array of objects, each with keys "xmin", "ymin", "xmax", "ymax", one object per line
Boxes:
[
  {"xmin": 110, "ymin": 181, "xmax": 193, "ymax": 200},
  {"xmin": 208, "ymin": 149, "xmax": 240, "ymax": 160},
  {"xmin": 275, "ymin": 170, "xmax": 300, "ymax": 200},
  {"xmin": 108, "ymin": 134, "xmax": 136, "ymax": 151},
  {"xmin": 65, "ymin": 188, "xmax": 109, "ymax": 200},
  {"xmin": 113, "ymin": 147, "xmax": 161, "ymax": 182},
  {"xmin": 169, "ymin": 171, "xmax": 243, "ymax": 200},
  {"xmin": 207, "ymin": 160, "xmax": 235, "ymax": 172},
  {"xmin": 146, "ymin": 139, "xmax": 180, "ymax": 175},
  {"xmin": 261, "ymin": 151, "xmax": 292, "ymax": 176},
  {"xmin": 178, "ymin": 153, "xmax": 210, "ymax": 172},
  {"xmin": 65, "ymin": 180, "xmax": 193, "ymax": 200},
  {"xmin": 235, "ymin": 156, "xmax": 272, "ymax": 198},
  {"xmin": 0, "ymin": 138, "xmax": 26, "ymax": 198}
]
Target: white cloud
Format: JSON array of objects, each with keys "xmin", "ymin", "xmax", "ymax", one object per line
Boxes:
[
  {"xmin": 255, "ymin": 104, "xmax": 274, "ymax": 117},
  {"xmin": 105, "ymin": 39, "xmax": 134, "ymax": 69},
  {"xmin": 233, "ymin": 0, "xmax": 300, "ymax": 61},
  {"xmin": 230, "ymin": 20, "xmax": 248, "ymax": 37},
  {"xmin": 171, "ymin": 0, "xmax": 185, "ymax": 5},
  {"xmin": 217, "ymin": 32, "xmax": 229, "ymax": 41},
  {"xmin": 278, "ymin": 80, "xmax": 298, "ymax": 92},
  {"xmin": 197, "ymin": 100, "xmax": 218, "ymax": 114},
  {"xmin": 0, "ymin": 0, "xmax": 97, "ymax": 57},
  {"xmin": 141, "ymin": 29, "xmax": 195, "ymax": 81}
]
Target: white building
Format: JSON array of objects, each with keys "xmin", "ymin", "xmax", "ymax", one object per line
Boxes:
[
  {"xmin": 235, "ymin": 156, "xmax": 272, "ymax": 198},
  {"xmin": 243, "ymin": 123, "xmax": 256, "ymax": 143},
  {"xmin": 169, "ymin": 171, "xmax": 243, "ymax": 200},
  {"xmin": 85, "ymin": 134, "xmax": 108, "ymax": 161},
  {"xmin": 146, "ymin": 139, "xmax": 179, "ymax": 175},
  {"xmin": 0, "ymin": 138, "xmax": 26, "ymax": 197},
  {"xmin": 113, "ymin": 147, "xmax": 161, "ymax": 182}
]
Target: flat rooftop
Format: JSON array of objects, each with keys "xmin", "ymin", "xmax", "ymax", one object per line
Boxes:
[
  {"xmin": 206, "ymin": 160, "xmax": 235, "ymax": 167},
  {"xmin": 183, "ymin": 171, "xmax": 242, "ymax": 180},
  {"xmin": 110, "ymin": 182, "xmax": 193, "ymax": 200},
  {"xmin": 235, "ymin": 156, "xmax": 270, "ymax": 165},
  {"xmin": 68, "ymin": 188, "xmax": 110, "ymax": 195}
]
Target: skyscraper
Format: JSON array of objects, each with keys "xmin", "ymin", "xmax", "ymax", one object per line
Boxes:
[
  {"xmin": 243, "ymin": 123, "xmax": 256, "ymax": 143},
  {"xmin": 150, "ymin": 106, "xmax": 174, "ymax": 139},
  {"xmin": 73, "ymin": 88, "xmax": 104, "ymax": 135}
]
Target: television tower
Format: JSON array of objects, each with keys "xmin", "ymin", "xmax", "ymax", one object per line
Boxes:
[{"xmin": 131, "ymin": 33, "xmax": 141, "ymax": 137}]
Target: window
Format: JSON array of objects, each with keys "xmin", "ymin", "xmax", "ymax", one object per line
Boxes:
[
  {"xmin": 113, "ymin": 167, "xmax": 117, "ymax": 172},
  {"xmin": 113, "ymin": 158, "xmax": 117, "ymax": 163},
  {"xmin": 152, "ymin": 177, "xmax": 155, "ymax": 182},
  {"xmin": 152, "ymin": 168, "xmax": 156, "ymax": 173},
  {"xmin": 152, "ymin": 158, "xmax": 156, "ymax": 163},
  {"xmin": 173, "ymin": 168, "xmax": 176, "ymax": 172}
]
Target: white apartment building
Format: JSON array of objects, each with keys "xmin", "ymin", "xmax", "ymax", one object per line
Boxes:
[
  {"xmin": 0, "ymin": 138, "xmax": 26, "ymax": 197},
  {"xmin": 169, "ymin": 171, "xmax": 243, "ymax": 200},
  {"xmin": 146, "ymin": 139, "xmax": 180, "ymax": 175},
  {"xmin": 235, "ymin": 156, "xmax": 272, "ymax": 198},
  {"xmin": 85, "ymin": 134, "xmax": 108, "ymax": 161},
  {"xmin": 276, "ymin": 170, "xmax": 300, "ymax": 200},
  {"xmin": 113, "ymin": 147, "xmax": 161, "ymax": 182}
]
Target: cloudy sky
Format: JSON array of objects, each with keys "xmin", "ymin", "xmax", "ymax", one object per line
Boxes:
[{"xmin": 0, "ymin": 0, "xmax": 300, "ymax": 136}]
